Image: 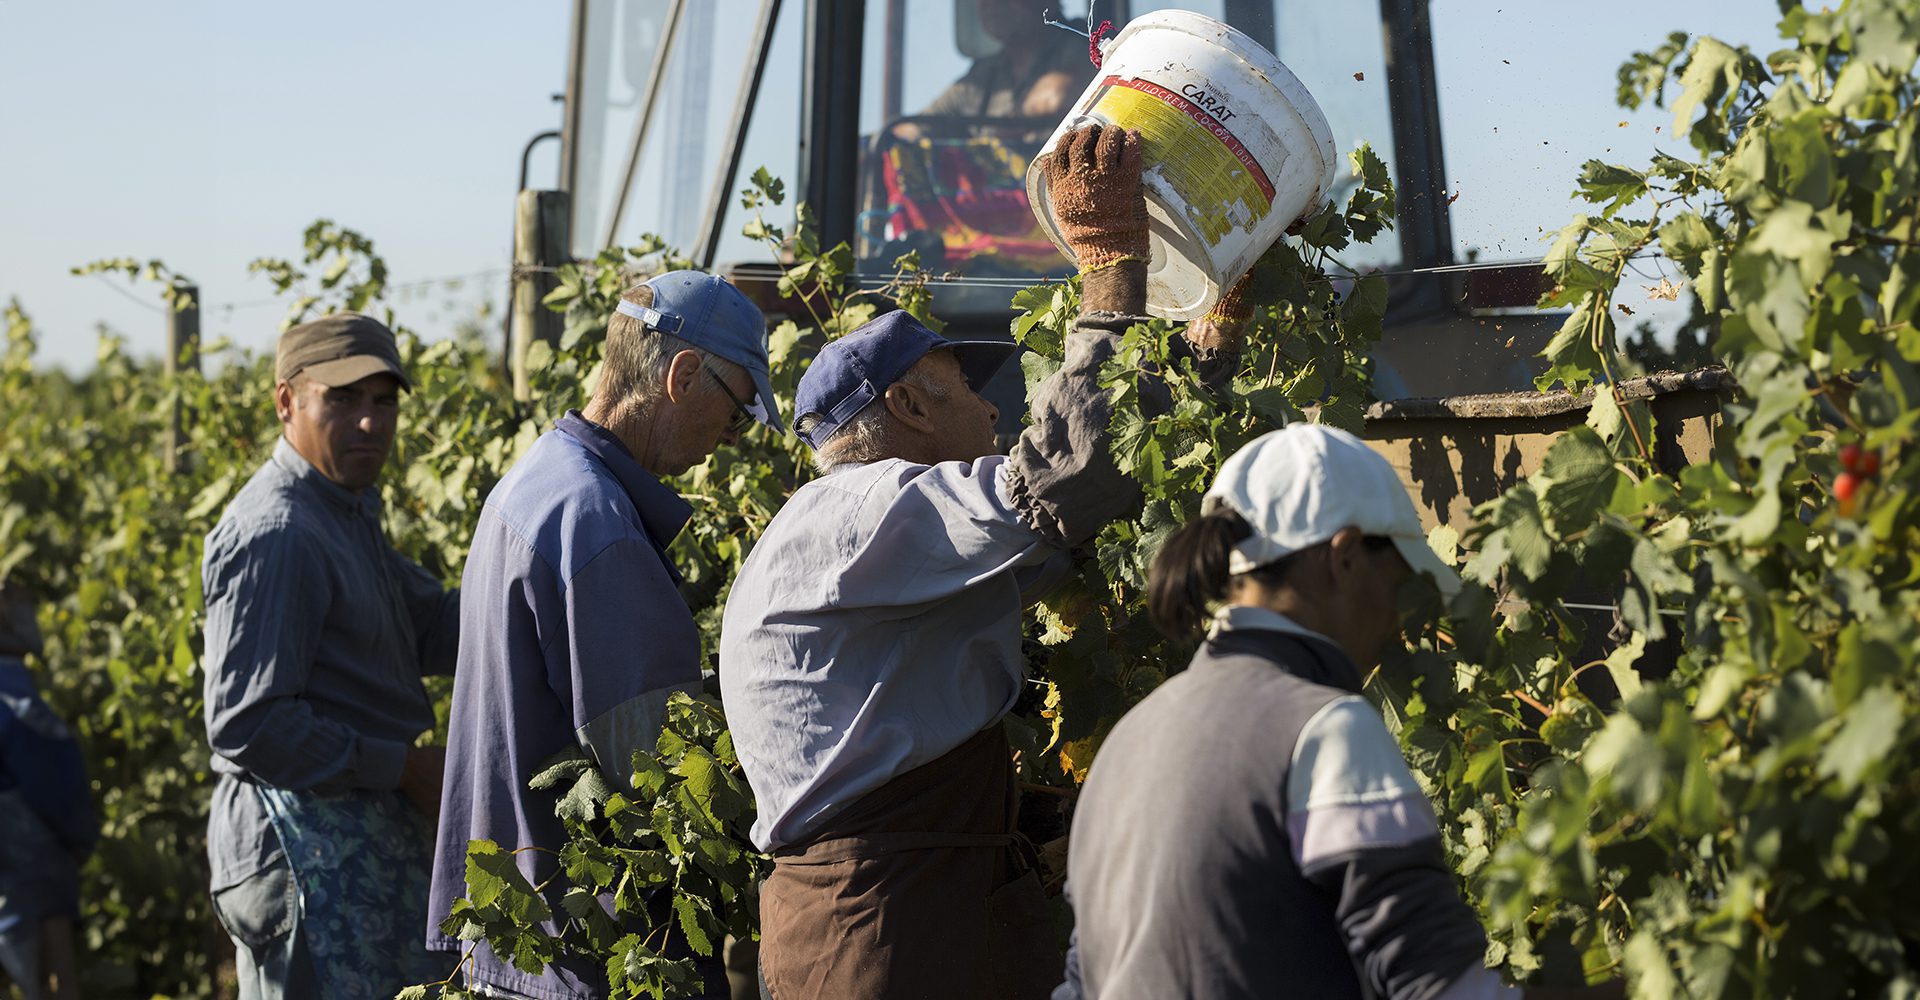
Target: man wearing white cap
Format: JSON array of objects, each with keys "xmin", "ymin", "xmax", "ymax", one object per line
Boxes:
[{"xmin": 1059, "ymin": 425, "xmax": 1621, "ymax": 1000}]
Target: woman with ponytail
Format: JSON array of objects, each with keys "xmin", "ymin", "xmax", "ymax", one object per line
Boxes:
[{"xmin": 1056, "ymin": 425, "xmax": 1622, "ymax": 1000}]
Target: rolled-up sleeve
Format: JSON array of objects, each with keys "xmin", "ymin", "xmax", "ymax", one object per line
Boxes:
[
  {"xmin": 202, "ymin": 521, "xmax": 409, "ymax": 793},
  {"xmin": 1008, "ymin": 311, "xmax": 1243, "ymax": 548}
]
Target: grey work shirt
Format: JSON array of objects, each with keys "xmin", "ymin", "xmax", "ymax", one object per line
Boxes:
[
  {"xmin": 201, "ymin": 438, "xmax": 458, "ymax": 890},
  {"xmin": 1061, "ymin": 606, "xmax": 1514, "ymax": 1000},
  {"xmin": 721, "ymin": 309, "xmax": 1236, "ymax": 851}
]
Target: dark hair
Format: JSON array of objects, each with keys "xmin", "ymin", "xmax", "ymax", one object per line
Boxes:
[
  {"xmin": 1148, "ymin": 508, "xmax": 1294, "ymax": 636},
  {"xmin": 1147, "ymin": 513, "xmax": 1404, "ymax": 636}
]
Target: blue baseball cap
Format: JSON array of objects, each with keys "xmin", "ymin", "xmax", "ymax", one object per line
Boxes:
[
  {"xmin": 618, "ymin": 270, "xmax": 783, "ymax": 431},
  {"xmin": 794, "ymin": 311, "xmax": 1017, "ymax": 449}
]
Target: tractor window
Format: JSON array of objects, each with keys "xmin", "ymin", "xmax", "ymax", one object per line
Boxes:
[
  {"xmin": 710, "ymin": 0, "xmax": 805, "ymax": 270},
  {"xmin": 854, "ymin": 1, "xmax": 1402, "ymax": 316},
  {"xmin": 570, "ymin": 0, "xmax": 777, "ymax": 260},
  {"xmin": 569, "ymin": 0, "xmax": 676, "ymax": 260},
  {"xmin": 855, "ymin": 0, "xmax": 1096, "ymax": 315}
]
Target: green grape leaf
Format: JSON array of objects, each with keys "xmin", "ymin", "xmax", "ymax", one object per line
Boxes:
[
  {"xmin": 1817, "ymin": 690, "xmax": 1904, "ymax": 790},
  {"xmin": 1537, "ymin": 426, "xmax": 1619, "ymax": 534}
]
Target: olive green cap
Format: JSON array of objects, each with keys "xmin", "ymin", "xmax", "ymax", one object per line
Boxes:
[{"xmin": 275, "ymin": 312, "xmax": 411, "ymax": 390}]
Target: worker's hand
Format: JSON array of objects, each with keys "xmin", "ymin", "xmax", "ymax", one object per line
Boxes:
[
  {"xmin": 1186, "ymin": 269, "xmax": 1256, "ymax": 355},
  {"xmin": 399, "ymin": 745, "xmax": 446, "ymax": 822},
  {"xmin": 1041, "ymin": 124, "xmax": 1149, "ymax": 272}
]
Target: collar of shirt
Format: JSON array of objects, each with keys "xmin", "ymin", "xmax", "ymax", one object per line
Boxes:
[
  {"xmin": 271, "ymin": 437, "xmax": 380, "ymax": 522},
  {"xmin": 1206, "ymin": 606, "xmax": 1364, "ymax": 694},
  {"xmin": 554, "ymin": 410, "xmax": 694, "ymax": 555},
  {"xmin": 1208, "ymin": 604, "xmax": 1337, "ymax": 646}
]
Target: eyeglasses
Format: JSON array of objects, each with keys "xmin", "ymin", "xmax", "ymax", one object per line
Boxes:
[{"xmin": 704, "ymin": 365, "xmax": 758, "ymax": 434}]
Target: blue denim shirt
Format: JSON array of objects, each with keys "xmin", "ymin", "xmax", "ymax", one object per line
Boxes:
[
  {"xmin": 0, "ymin": 655, "xmax": 96, "ymax": 931},
  {"xmin": 428, "ymin": 412, "xmax": 701, "ymax": 1000},
  {"xmin": 201, "ymin": 437, "xmax": 458, "ymax": 889}
]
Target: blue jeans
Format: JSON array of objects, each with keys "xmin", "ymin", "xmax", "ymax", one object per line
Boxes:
[
  {"xmin": 210, "ymin": 855, "xmax": 317, "ymax": 1000},
  {"xmin": 0, "ymin": 920, "xmax": 42, "ymax": 1000}
]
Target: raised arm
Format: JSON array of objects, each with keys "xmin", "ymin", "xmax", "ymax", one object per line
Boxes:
[{"xmin": 1009, "ymin": 124, "xmax": 1247, "ymax": 548}]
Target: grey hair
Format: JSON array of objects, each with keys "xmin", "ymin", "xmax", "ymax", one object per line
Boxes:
[
  {"xmin": 594, "ymin": 284, "xmax": 745, "ymax": 410},
  {"xmin": 803, "ymin": 366, "xmax": 951, "ymax": 473}
]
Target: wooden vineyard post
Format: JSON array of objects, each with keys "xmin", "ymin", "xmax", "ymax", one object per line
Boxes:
[
  {"xmin": 510, "ymin": 189, "xmax": 570, "ymax": 401},
  {"xmin": 165, "ymin": 283, "xmax": 200, "ymax": 473}
]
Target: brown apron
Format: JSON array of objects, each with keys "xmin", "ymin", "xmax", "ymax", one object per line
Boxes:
[{"xmin": 759, "ymin": 723, "xmax": 1063, "ymax": 1000}]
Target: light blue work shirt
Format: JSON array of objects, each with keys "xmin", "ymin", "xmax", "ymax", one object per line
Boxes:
[
  {"xmin": 720, "ymin": 456, "xmax": 1067, "ymax": 850},
  {"xmin": 719, "ymin": 307, "xmax": 1234, "ymax": 851}
]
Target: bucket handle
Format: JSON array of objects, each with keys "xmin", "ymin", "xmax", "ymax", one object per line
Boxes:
[{"xmin": 1042, "ymin": 3, "xmax": 1116, "ymax": 66}]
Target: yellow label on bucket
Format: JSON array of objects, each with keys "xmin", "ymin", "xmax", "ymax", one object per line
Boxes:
[{"xmin": 1088, "ymin": 76, "xmax": 1277, "ymax": 245}]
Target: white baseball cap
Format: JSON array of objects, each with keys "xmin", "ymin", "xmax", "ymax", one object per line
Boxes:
[{"xmin": 1200, "ymin": 424, "xmax": 1461, "ymax": 597}]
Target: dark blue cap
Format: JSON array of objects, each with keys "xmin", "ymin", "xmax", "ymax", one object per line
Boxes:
[
  {"xmin": 793, "ymin": 311, "xmax": 1017, "ymax": 449},
  {"xmin": 619, "ymin": 270, "xmax": 782, "ymax": 431}
]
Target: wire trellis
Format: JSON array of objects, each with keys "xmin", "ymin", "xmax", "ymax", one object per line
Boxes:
[
  {"xmin": 503, "ymin": 248, "xmax": 1674, "ymax": 293},
  {"xmin": 96, "ymin": 251, "xmax": 1680, "ymax": 324}
]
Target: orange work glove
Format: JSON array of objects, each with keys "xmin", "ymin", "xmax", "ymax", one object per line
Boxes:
[
  {"xmin": 1188, "ymin": 269, "xmax": 1255, "ymax": 354},
  {"xmin": 1205, "ymin": 269, "xmax": 1255, "ymax": 323},
  {"xmin": 1041, "ymin": 124, "xmax": 1150, "ymax": 272}
]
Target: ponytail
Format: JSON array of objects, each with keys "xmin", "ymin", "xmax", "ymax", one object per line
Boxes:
[{"xmin": 1147, "ymin": 509, "xmax": 1254, "ymax": 637}]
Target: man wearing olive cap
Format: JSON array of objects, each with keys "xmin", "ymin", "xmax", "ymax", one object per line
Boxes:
[
  {"xmin": 719, "ymin": 124, "xmax": 1256, "ymax": 999},
  {"xmin": 202, "ymin": 312, "xmax": 459, "ymax": 998},
  {"xmin": 429, "ymin": 271, "xmax": 777, "ymax": 1000}
]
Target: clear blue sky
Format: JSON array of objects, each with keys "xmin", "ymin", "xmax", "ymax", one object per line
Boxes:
[
  {"xmin": 1, "ymin": 1, "xmax": 1785, "ymax": 373},
  {"xmin": 0, "ymin": 1, "xmax": 571, "ymax": 372}
]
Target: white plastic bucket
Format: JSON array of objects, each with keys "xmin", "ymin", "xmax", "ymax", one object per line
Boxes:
[{"xmin": 1026, "ymin": 10, "xmax": 1340, "ymax": 320}]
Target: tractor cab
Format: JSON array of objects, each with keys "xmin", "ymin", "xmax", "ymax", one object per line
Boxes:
[{"xmin": 556, "ymin": 0, "xmax": 1552, "ymax": 401}]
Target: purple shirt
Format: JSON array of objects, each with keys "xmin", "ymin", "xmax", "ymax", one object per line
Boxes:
[{"xmin": 428, "ymin": 412, "xmax": 700, "ymax": 1000}]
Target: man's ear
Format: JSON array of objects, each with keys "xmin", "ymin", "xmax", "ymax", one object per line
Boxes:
[
  {"xmin": 274, "ymin": 380, "xmax": 296, "ymax": 424},
  {"xmin": 1323, "ymin": 527, "xmax": 1368, "ymax": 585},
  {"xmin": 882, "ymin": 381, "xmax": 939, "ymax": 436},
  {"xmin": 662, "ymin": 349, "xmax": 704, "ymax": 405}
]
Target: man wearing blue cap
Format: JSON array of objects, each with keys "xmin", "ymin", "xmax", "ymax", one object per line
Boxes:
[
  {"xmin": 429, "ymin": 271, "xmax": 778, "ymax": 999},
  {"xmin": 719, "ymin": 124, "xmax": 1253, "ymax": 1000}
]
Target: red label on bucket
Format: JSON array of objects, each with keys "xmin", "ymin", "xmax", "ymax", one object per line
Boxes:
[{"xmin": 1099, "ymin": 75, "xmax": 1277, "ymax": 204}]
